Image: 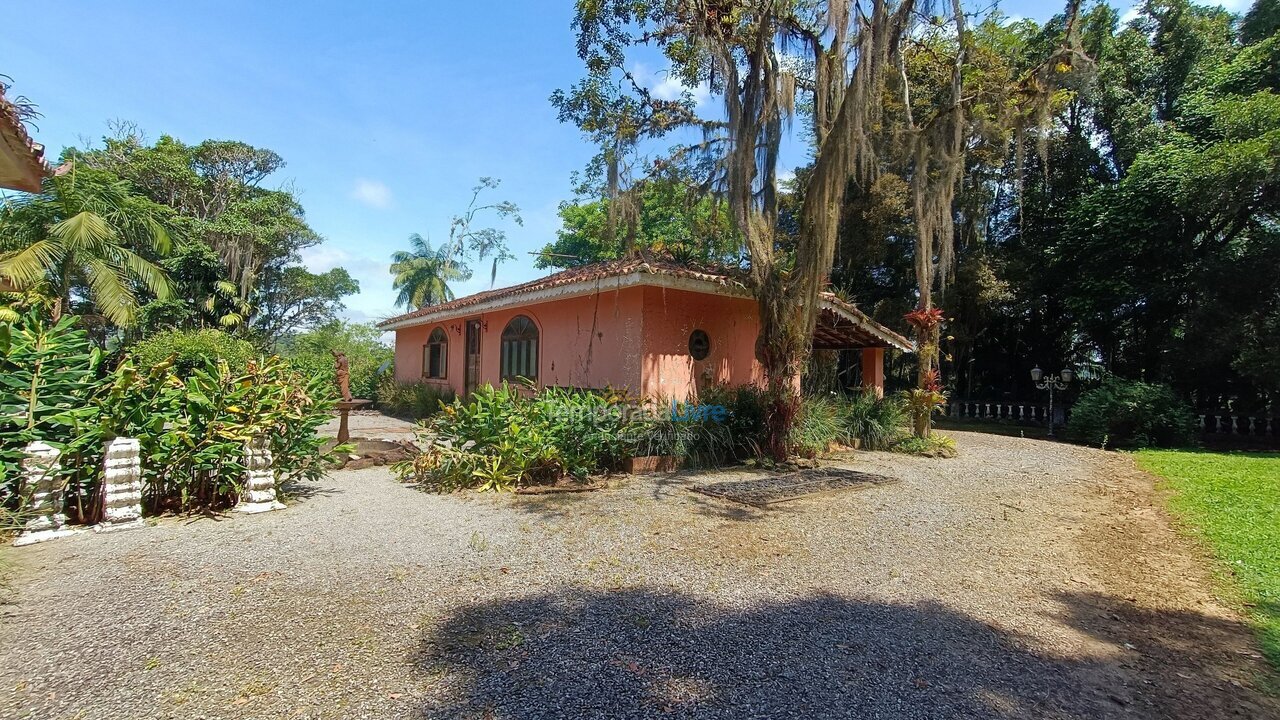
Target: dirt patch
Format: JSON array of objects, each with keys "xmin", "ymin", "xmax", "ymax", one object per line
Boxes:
[
  {"xmin": 1066, "ymin": 453, "xmax": 1278, "ymax": 716},
  {"xmin": 691, "ymin": 467, "xmax": 899, "ymax": 507}
]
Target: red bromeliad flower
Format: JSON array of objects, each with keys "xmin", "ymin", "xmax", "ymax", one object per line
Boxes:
[
  {"xmin": 904, "ymin": 306, "xmax": 945, "ymax": 331},
  {"xmin": 922, "ymin": 368, "xmax": 943, "ymax": 393}
]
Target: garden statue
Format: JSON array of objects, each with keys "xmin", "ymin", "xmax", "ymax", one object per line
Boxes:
[
  {"xmin": 331, "ymin": 349, "xmax": 352, "ymax": 402},
  {"xmin": 330, "ymin": 350, "xmax": 369, "ymax": 443}
]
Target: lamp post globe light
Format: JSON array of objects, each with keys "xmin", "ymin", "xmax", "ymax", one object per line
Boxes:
[{"xmin": 1031, "ymin": 366, "xmax": 1074, "ymax": 437}]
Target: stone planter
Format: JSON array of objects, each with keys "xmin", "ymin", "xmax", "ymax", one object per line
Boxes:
[{"xmin": 625, "ymin": 455, "xmax": 684, "ymax": 475}]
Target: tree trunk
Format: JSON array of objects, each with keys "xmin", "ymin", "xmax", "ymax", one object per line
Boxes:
[{"xmin": 754, "ymin": 273, "xmax": 809, "ymax": 462}]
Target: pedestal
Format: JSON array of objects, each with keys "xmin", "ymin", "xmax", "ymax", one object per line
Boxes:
[
  {"xmin": 15, "ymin": 441, "xmax": 80, "ymax": 546},
  {"xmin": 234, "ymin": 436, "xmax": 285, "ymax": 514},
  {"xmin": 95, "ymin": 437, "xmax": 145, "ymax": 533},
  {"xmin": 335, "ymin": 399, "xmax": 372, "ymax": 443}
]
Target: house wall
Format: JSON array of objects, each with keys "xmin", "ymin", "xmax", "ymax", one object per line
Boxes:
[
  {"xmin": 392, "ymin": 283, "xmax": 888, "ymax": 402},
  {"xmin": 639, "ymin": 285, "xmax": 763, "ymax": 402},
  {"xmin": 392, "ymin": 286, "xmax": 647, "ymax": 396}
]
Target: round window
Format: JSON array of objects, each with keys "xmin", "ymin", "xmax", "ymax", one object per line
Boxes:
[{"xmin": 688, "ymin": 329, "xmax": 711, "ymax": 361}]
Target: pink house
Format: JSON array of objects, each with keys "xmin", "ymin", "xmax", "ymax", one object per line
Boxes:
[{"xmin": 378, "ymin": 258, "xmax": 912, "ymax": 402}]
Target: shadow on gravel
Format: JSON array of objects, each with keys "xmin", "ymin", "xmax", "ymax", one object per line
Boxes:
[
  {"xmin": 412, "ymin": 589, "xmax": 1277, "ymax": 719},
  {"xmin": 280, "ymin": 479, "xmax": 344, "ymax": 504}
]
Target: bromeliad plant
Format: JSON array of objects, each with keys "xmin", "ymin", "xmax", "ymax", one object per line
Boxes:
[{"xmin": 904, "ymin": 306, "xmax": 948, "ymax": 438}]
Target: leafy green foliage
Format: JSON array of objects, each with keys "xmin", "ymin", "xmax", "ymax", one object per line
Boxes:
[
  {"xmin": 394, "ymin": 384, "xmax": 635, "ymax": 491},
  {"xmin": 1136, "ymin": 448, "xmax": 1280, "ymax": 670},
  {"xmin": 1067, "ymin": 377, "xmax": 1198, "ymax": 449},
  {"xmin": 99, "ymin": 354, "xmax": 335, "ymax": 511},
  {"xmin": 0, "ymin": 312, "xmax": 102, "ymax": 509},
  {"xmin": 279, "ymin": 320, "xmax": 392, "ymax": 401},
  {"xmin": 844, "ymin": 390, "xmax": 909, "ymax": 451},
  {"xmin": 390, "ymin": 234, "xmax": 471, "ymax": 309},
  {"xmin": 789, "ymin": 395, "xmax": 847, "ymax": 457},
  {"xmin": 0, "ymin": 166, "xmax": 175, "ymax": 327},
  {"xmin": 535, "ymin": 174, "xmax": 739, "ymax": 269},
  {"xmin": 255, "ymin": 266, "xmax": 359, "ymax": 338},
  {"xmin": 64, "ymin": 130, "xmax": 353, "ymax": 340},
  {"xmin": 374, "ymin": 376, "xmax": 455, "ymax": 420},
  {"xmin": 892, "ymin": 433, "xmax": 958, "ymax": 458},
  {"xmin": 1, "ymin": 308, "xmax": 334, "ymax": 517},
  {"xmin": 130, "ymin": 328, "xmax": 256, "ymax": 377}
]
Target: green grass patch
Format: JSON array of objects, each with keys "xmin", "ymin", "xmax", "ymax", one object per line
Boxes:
[{"xmin": 1135, "ymin": 449, "xmax": 1280, "ymax": 670}]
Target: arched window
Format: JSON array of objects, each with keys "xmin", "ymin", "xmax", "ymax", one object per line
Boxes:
[
  {"xmin": 500, "ymin": 315, "xmax": 539, "ymax": 381},
  {"xmin": 423, "ymin": 327, "xmax": 448, "ymax": 379}
]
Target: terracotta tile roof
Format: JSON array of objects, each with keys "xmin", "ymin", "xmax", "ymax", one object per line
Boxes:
[
  {"xmin": 0, "ymin": 87, "xmax": 47, "ymax": 193},
  {"xmin": 378, "ymin": 256, "xmax": 913, "ymax": 351},
  {"xmin": 378, "ymin": 257, "xmax": 749, "ymax": 327}
]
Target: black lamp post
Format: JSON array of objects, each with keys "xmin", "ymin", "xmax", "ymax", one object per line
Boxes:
[{"xmin": 1031, "ymin": 366, "xmax": 1074, "ymax": 437}]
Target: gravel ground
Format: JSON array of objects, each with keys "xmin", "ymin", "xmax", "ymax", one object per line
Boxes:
[{"xmin": 0, "ymin": 430, "xmax": 1275, "ymax": 719}]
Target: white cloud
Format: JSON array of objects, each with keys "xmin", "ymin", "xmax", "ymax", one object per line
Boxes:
[
  {"xmin": 630, "ymin": 62, "xmax": 712, "ymax": 108},
  {"xmin": 350, "ymin": 178, "xmax": 393, "ymax": 209},
  {"xmin": 300, "ymin": 244, "xmax": 398, "ymax": 324}
]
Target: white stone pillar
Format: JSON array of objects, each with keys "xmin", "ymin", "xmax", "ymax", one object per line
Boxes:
[
  {"xmin": 234, "ymin": 436, "xmax": 284, "ymax": 514},
  {"xmin": 95, "ymin": 437, "xmax": 144, "ymax": 533},
  {"xmin": 14, "ymin": 441, "xmax": 78, "ymax": 546}
]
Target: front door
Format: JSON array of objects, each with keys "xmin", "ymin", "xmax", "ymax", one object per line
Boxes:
[{"xmin": 464, "ymin": 319, "xmax": 482, "ymax": 397}]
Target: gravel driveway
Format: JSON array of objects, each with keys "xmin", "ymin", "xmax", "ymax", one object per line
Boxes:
[{"xmin": 0, "ymin": 431, "xmax": 1275, "ymax": 719}]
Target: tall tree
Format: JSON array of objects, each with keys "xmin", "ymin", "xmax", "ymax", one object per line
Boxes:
[
  {"xmin": 0, "ymin": 166, "xmax": 175, "ymax": 328},
  {"xmin": 390, "ymin": 234, "xmax": 472, "ymax": 309},
  {"xmin": 559, "ymin": 0, "xmax": 1087, "ymax": 450},
  {"xmin": 72, "ymin": 129, "xmax": 330, "ymax": 339}
]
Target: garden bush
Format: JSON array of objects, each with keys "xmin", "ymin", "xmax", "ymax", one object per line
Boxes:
[
  {"xmin": 101, "ymin": 354, "xmax": 335, "ymax": 511},
  {"xmin": 278, "ymin": 320, "xmax": 392, "ymax": 402},
  {"xmin": 376, "ymin": 375, "xmax": 455, "ymax": 419},
  {"xmin": 1066, "ymin": 377, "xmax": 1198, "ymax": 448},
  {"xmin": 844, "ymin": 390, "xmax": 908, "ymax": 450},
  {"xmin": 892, "ymin": 433, "xmax": 958, "ymax": 458},
  {"xmin": 699, "ymin": 384, "xmax": 767, "ymax": 459},
  {"xmin": 1, "ymin": 309, "xmax": 336, "ymax": 519},
  {"xmin": 790, "ymin": 395, "xmax": 847, "ymax": 456},
  {"xmin": 394, "ymin": 383, "xmax": 635, "ymax": 491},
  {"xmin": 0, "ymin": 312, "xmax": 103, "ymax": 515},
  {"xmin": 632, "ymin": 400, "xmax": 736, "ymax": 467},
  {"xmin": 130, "ymin": 328, "xmax": 256, "ymax": 377}
]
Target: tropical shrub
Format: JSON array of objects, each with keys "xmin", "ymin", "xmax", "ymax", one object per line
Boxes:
[
  {"xmin": 130, "ymin": 328, "xmax": 256, "ymax": 377},
  {"xmin": 844, "ymin": 390, "xmax": 908, "ymax": 450},
  {"xmin": 630, "ymin": 401, "xmax": 736, "ymax": 468},
  {"xmin": 99, "ymin": 354, "xmax": 335, "ymax": 511},
  {"xmin": 376, "ymin": 375, "xmax": 455, "ymax": 419},
  {"xmin": 1, "ymin": 308, "xmax": 335, "ymax": 519},
  {"xmin": 394, "ymin": 383, "xmax": 636, "ymax": 491},
  {"xmin": 790, "ymin": 395, "xmax": 847, "ymax": 457},
  {"xmin": 1067, "ymin": 377, "xmax": 1198, "ymax": 449},
  {"xmin": 700, "ymin": 384, "xmax": 767, "ymax": 459},
  {"xmin": 893, "ymin": 433, "xmax": 958, "ymax": 458},
  {"xmin": 0, "ymin": 312, "xmax": 103, "ymax": 514}
]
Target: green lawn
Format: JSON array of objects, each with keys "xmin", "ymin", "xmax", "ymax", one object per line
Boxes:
[{"xmin": 1136, "ymin": 449, "xmax": 1280, "ymax": 670}]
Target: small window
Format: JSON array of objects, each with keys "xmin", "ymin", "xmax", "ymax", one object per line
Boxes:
[
  {"xmin": 500, "ymin": 315, "xmax": 539, "ymax": 381},
  {"xmin": 689, "ymin": 329, "xmax": 711, "ymax": 360},
  {"xmin": 423, "ymin": 327, "xmax": 448, "ymax": 379}
]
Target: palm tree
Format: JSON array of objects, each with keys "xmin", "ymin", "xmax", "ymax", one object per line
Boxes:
[
  {"xmin": 0, "ymin": 165, "xmax": 175, "ymax": 326},
  {"xmin": 390, "ymin": 233, "xmax": 471, "ymax": 308}
]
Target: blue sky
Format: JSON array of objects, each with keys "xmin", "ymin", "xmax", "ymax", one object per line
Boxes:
[{"xmin": 3, "ymin": 0, "xmax": 1247, "ymax": 324}]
